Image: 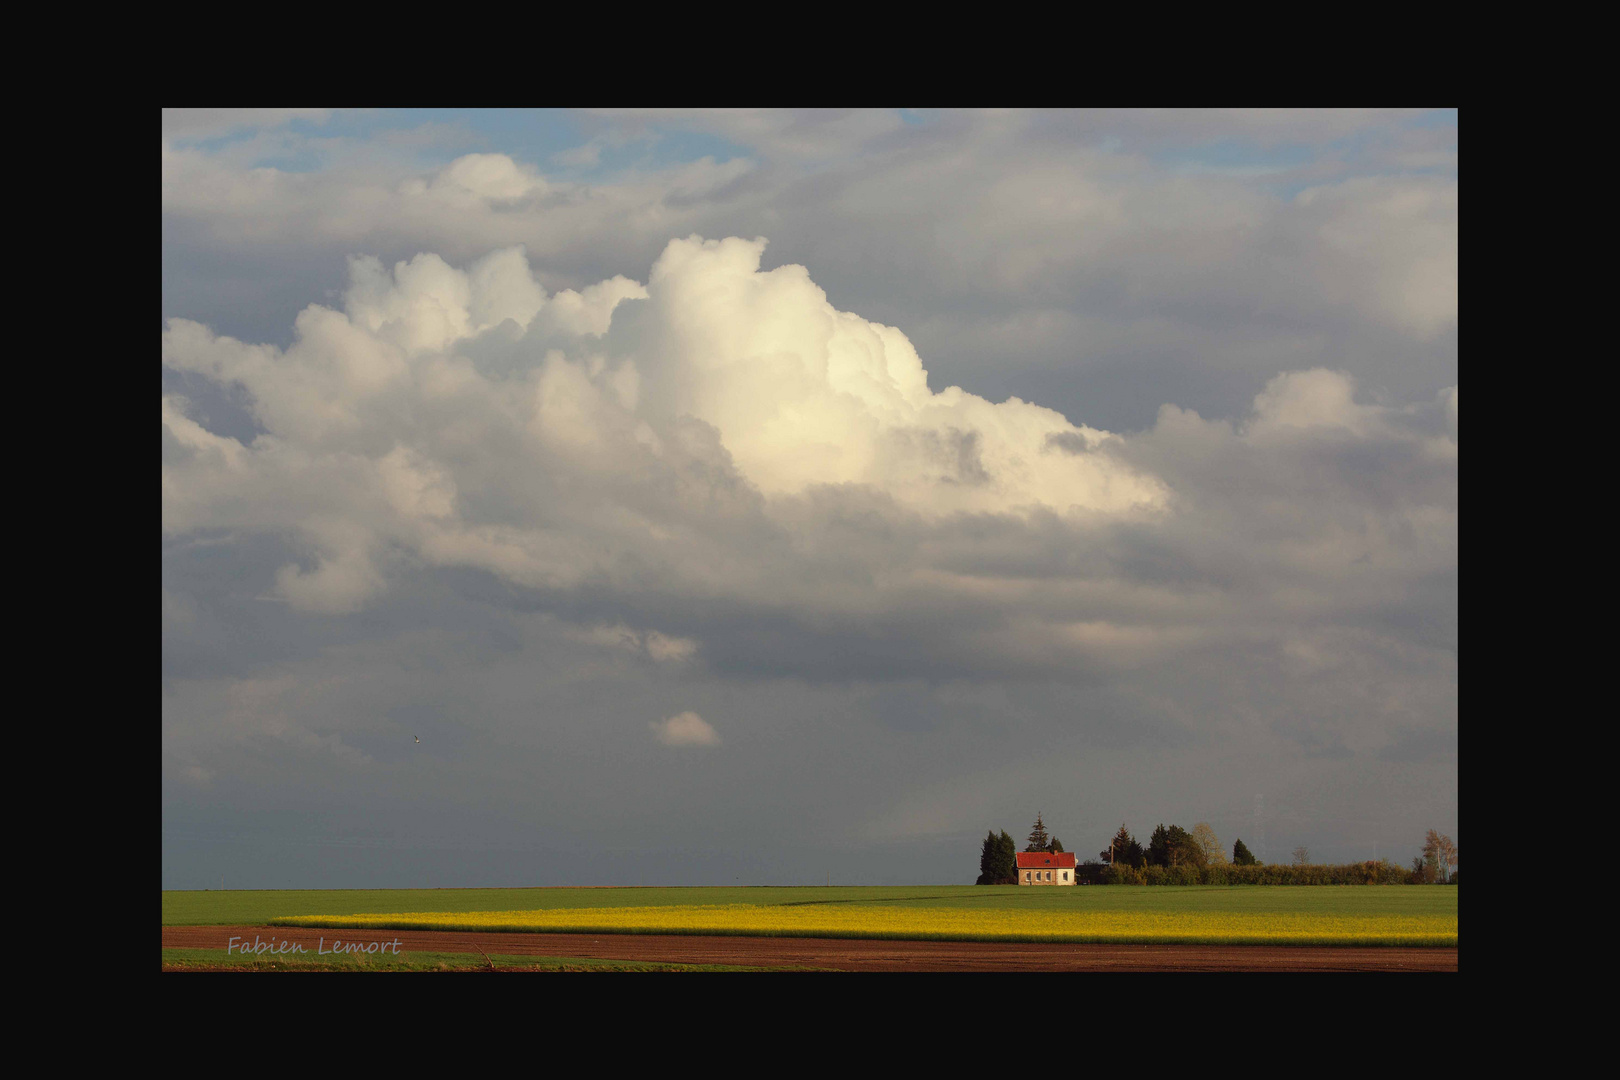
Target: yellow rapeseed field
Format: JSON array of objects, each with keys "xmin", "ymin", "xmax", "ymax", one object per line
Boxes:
[{"xmin": 274, "ymin": 903, "xmax": 1456, "ymax": 946}]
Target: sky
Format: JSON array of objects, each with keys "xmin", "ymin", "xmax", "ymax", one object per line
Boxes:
[{"xmin": 162, "ymin": 108, "xmax": 1457, "ymax": 888}]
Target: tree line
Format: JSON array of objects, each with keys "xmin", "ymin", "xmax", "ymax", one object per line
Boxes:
[
  {"xmin": 976, "ymin": 817, "xmax": 1457, "ymax": 885},
  {"xmin": 1098, "ymin": 822, "xmax": 1248, "ymax": 869}
]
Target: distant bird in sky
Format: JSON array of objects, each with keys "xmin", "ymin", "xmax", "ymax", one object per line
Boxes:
[{"xmin": 414, "ymin": 736, "xmax": 420, "ymax": 744}]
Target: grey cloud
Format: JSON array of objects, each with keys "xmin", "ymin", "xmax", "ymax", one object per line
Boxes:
[
  {"xmin": 1378, "ymin": 724, "xmax": 1459, "ymax": 765},
  {"xmin": 162, "ymin": 114, "xmax": 1457, "ymax": 885},
  {"xmin": 162, "ymin": 108, "xmax": 337, "ymax": 140},
  {"xmin": 164, "ymin": 110, "xmax": 1455, "ymax": 433}
]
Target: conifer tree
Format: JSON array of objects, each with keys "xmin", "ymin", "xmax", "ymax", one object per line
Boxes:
[
  {"xmin": 976, "ymin": 830, "xmax": 999, "ymax": 885},
  {"xmin": 1025, "ymin": 813, "xmax": 1051, "ymax": 853},
  {"xmin": 976, "ymin": 828, "xmax": 1019, "ymax": 884},
  {"xmin": 1148, "ymin": 823, "xmax": 1172, "ymax": 867},
  {"xmin": 1232, "ymin": 838, "xmax": 1258, "ymax": 866},
  {"xmin": 995, "ymin": 830, "xmax": 1017, "ymax": 883},
  {"xmin": 1166, "ymin": 824, "xmax": 1203, "ymax": 867},
  {"xmin": 1101, "ymin": 825, "xmax": 1145, "ymax": 867}
]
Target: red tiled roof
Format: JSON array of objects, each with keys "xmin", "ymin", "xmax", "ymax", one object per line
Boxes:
[{"xmin": 1016, "ymin": 852, "xmax": 1077, "ymax": 869}]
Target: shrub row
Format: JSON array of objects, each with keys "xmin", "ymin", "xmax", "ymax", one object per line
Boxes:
[{"xmin": 1095, "ymin": 860, "xmax": 1431, "ymax": 885}]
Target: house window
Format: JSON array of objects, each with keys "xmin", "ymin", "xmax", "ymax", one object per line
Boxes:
[
  {"xmin": 1062, "ymin": 872, "xmax": 1069, "ymax": 881},
  {"xmin": 1024, "ymin": 871, "xmax": 1031, "ymax": 882}
]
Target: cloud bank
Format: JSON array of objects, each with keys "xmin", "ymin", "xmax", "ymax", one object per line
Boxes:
[
  {"xmin": 161, "ymin": 111, "xmax": 1456, "ymax": 884},
  {"xmin": 164, "ymin": 110, "xmax": 1456, "ymax": 434},
  {"xmin": 164, "ymin": 235, "xmax": 1453, "ymax": 736}
]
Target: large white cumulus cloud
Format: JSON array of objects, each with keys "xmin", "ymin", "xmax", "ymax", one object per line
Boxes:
[
  {"xmin": 619, "ymin": 237, "xmax": 1162, "ymax": 512},
  {"xmin": 163, "ymin": 237, "xmax": 1165, "ymax": 614},
  {"xmin": 163, "ymin": 236, "xmax": 1455, "ymax": 759}
]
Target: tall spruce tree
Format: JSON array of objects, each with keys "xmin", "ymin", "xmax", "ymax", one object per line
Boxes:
[
  {"xmin": 1232, "ymin": 838, "xmax": 1258, "ymax": 866},
  {"xmin": 1148, "ymin": 824, "xmax": 1172, "ymax": 867},
  {"xmin": 1025, "ymin": 813, "xmax": 1052, "ymax": 853},
  {"xmin": 1100, "ymin": 824, "xmax": 1146, "ymax": 867},
  {"xmin": 977, "ymin": 829, "xmax": 1019, "ymax": 884},
  {"xmin": 976, "ymin": 830, "xmax": 999, "ymax": 885},
  {"xmin": 995, "ymin": 830, "xmax": 1018, "ymax": 883},
  {"xmin": 1102, "ymin": 824, "xmax": 1129, "ymax": 865}
]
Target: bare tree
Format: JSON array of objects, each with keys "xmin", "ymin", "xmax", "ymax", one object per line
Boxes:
[
  {"xmin": 1192, "ymin": 823, "xmax": 1227, "ymax": 866},
  {"xmin": 1292, "ymin": 845, "xmax": 1310, "ymax": 866},
  {"xmin": 1422, "ymin": 830, "xmax": 1458, "ymax": 883}
]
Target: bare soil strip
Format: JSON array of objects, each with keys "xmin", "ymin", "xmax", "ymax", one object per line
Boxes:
[{"xmin": 164, "ymin": 925, "xmax": 1457, "ymax": 972}]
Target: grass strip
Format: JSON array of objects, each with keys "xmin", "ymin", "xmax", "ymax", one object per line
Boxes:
[{"xmin": 164, "ymin": 885, "xmax": 1458, "ymax": 928}]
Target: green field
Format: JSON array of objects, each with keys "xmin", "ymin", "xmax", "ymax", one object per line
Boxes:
[{"xmin": 164, "ymin": 885, "xmax": 1457, "ymax": 947}]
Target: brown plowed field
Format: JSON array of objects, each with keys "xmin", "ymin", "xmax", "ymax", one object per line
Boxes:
[{"xmin": 163, "ymin": 925, "xmax": 1457, "ymax": 971}]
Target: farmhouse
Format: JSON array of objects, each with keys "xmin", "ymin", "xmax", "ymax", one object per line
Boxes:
[{"xmin": 1016, "ymin": 851, "xmax": 1077, "ymax": 885}]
